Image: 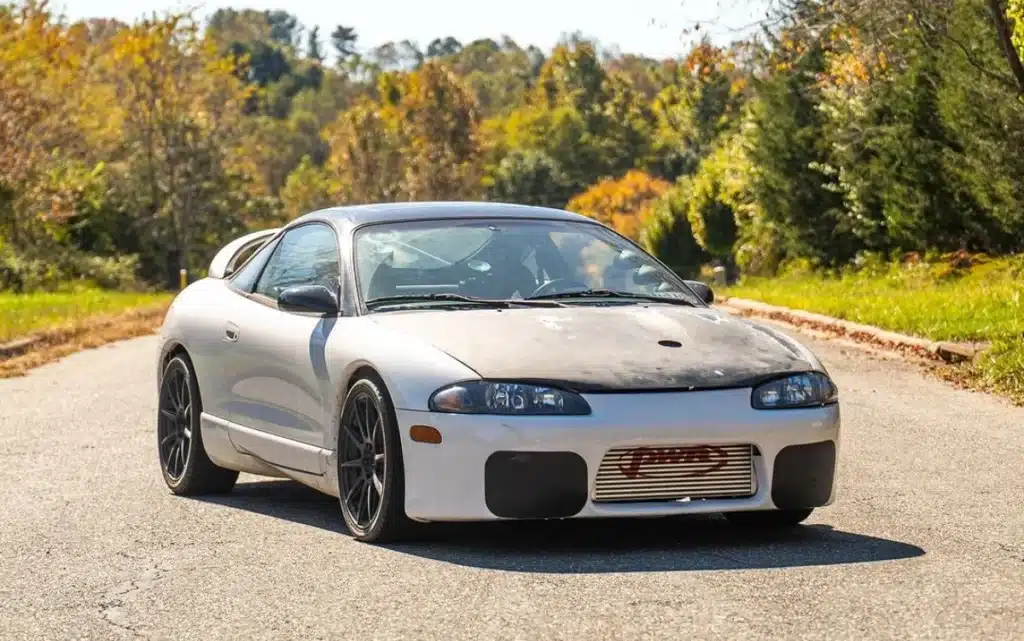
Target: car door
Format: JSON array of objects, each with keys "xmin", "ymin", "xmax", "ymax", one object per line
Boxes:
[{"xmin": 220, "ymin": 222, "xmax": 343, "ymax": 474}]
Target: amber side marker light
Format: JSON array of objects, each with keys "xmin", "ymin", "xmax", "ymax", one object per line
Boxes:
[{"xmin": 410, "ymin": 425, "xmax": 442, "ymax": 444}]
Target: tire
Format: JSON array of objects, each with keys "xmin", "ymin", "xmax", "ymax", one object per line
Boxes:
[
  {"xmin": 724, "ymin": 508, "xmax": 814, "ymax": 529},
  {"xmin": 157, "ymin": 355, "xmax": 239, "ymax": 496},
  {"xmin": 336, "ymin": 377, "xmax": 418, "ymax": 543}
]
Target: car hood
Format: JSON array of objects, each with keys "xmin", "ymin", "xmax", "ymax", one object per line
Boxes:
[{"xmin": 369, "ymin": 304, "xmax": 821, "ymax": 392}]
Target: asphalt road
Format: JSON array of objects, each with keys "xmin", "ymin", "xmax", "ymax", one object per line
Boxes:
[{"xmin": 1, "ymin": 329, "xmax": 1022, "ymax": 641}]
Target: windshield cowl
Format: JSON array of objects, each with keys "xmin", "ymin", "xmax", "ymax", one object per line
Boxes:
[
  {"xmin": 524, "ymin": 288, "xmax": 697, "ymax": 307},
  {"xmin": 364, "ymin": 293, "xmax": 567, "ymax": 311}
]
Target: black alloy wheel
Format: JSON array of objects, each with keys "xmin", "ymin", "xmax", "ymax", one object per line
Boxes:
[
  {"xmin": 337, "ymin": 377, "xmax": 417, "ymax": 542},
  {"xmin": 157, "ymin": 355, "xmax": 238, "ymax": 495}
]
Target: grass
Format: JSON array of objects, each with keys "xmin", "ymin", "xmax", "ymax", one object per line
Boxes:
[
  {"xmin": 0, "ymin": 288, "xmax": 173, "ymax": 344},
  {"xmin": 723, "ymin": 255, "xmax": 1024, "ymax": 404},
  {"xmin": 0, "ymin": 287, "xmax": 173, "ymax": 377}
]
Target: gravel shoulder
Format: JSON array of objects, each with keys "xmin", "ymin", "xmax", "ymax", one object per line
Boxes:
[{"xmin": 1, "ymin": 330, "xmax": 1022, "ymax": 641}]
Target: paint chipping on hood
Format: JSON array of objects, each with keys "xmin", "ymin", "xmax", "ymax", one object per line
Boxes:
[{"xmin": 370, "ymin": 305, "xmax": 820, "ymax": 392}]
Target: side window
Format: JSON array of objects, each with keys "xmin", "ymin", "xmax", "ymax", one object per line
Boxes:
[
  {"xmin": 253, "ymin": 224, "xmax": 341, "ymax": 301},
  {"xmin": 230, "ymin": 237, "xmax": 280, "ymax": 293}
]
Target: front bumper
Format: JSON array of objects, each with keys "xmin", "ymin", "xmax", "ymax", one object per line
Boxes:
[{"xmin": 395, "ymin": 388, "xmax": 841, "ymax": 522}]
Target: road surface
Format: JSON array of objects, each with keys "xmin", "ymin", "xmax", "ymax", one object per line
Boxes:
[{"xmin": 1, "ymin": 329, "xmax": 1022, "ymax": 641}]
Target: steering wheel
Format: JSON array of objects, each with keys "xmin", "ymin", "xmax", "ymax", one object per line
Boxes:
[{"xmin": 530, "ymin": 278, "xmax": 589, "ymax": 298}]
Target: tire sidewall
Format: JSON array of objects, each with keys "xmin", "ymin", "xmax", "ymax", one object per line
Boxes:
[{"xmin": 337, "ymin": 378, "xmax": 404, "ymax": 540}]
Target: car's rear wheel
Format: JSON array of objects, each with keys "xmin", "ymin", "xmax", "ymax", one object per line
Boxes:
[
  {"xmin": 725, "ymin": 508, "xmax": 813, "ymax": 529},
  {"xmin": 337, "ymin": 377, "xmax": 417, "ymax": 543},
  {"xmin": 158, "ymin": 355, "xmax": 239, "ymax": 495}
]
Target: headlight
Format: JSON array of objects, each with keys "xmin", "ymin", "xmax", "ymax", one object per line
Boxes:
[
  {"xmin": 429, "ymin": 381, "xmax": 591, "ymax": 415},
  {"xmin": 751, "ymin": 372, "xmax": 838, "ymax": 409}
]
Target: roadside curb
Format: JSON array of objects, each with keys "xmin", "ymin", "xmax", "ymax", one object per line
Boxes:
[
  {"xmin": 0, "ymin": 336, "xmax": 44, "ymax": 359},
  {"xmin": 716, "ymin": 296, "xmax": 982, "ymax": 364}
]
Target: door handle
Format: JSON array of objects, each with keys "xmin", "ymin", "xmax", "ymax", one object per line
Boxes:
[{"xmin": 224, "ymin": 322, "xmax": 239, "ymax": 342}]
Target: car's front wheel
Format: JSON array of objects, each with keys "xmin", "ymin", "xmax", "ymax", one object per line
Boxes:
[
  {"xmin": 157, "ymin": 355, "xmax": 239, "ymax": 495},
  {"xmin": 337, "ymin": 377, "xmax": 416, "ymax": 543},
  {"xmin": 724, "ymin": 508, "xmax": 813, "ymax": 529}
]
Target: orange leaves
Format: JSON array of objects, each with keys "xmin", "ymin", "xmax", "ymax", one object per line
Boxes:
[
  {"xmin": 566, "ymin": 170, "xmax": 671, "ymax": 241},
  {"xmin": 683, "ymin": 41, "xmax": 735, "ymax": 79}
]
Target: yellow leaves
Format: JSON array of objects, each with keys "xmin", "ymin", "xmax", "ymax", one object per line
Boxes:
[
  {"xmin": 1010, "ymin": 1, "xmax": 1024, "ymax": 60},
  {"xmin": 323, "ymin": 62, "xmax": 482, "ymax": 203},
  {"xmin": 566, "ymin": 170, "xmax": 671, "ymax": 241}
]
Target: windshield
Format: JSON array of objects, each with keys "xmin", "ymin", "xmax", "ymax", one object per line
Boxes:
[{"xmin": 354, "ymin": 218, "xmax": 701, "ymax": 308}]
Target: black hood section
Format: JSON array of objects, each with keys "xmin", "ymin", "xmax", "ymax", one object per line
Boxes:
[{"xmin": 371, "ymin": 305, "xmax": 820, "ymax": 393}]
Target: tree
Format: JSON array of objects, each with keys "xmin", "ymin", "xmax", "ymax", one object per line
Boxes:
[
  {"xmin": 426, "ymin": 36, "xmax": 462, "ymax": 58},
  {"xmin": 324, "ymin": 99, "xmax": 404, "ymax": 204},
  {"xmin": 264, "ymin": 10, "xmax": 301, "ymax": 50},
  {"xmin": 638, "ymin": 185, "xmax": 707, "ymax": 279},
  {"xmin": 280, "ymin": 155, "xmax": 334, "ymax": 220},
  {"xmin": 566, "ymin": 170, "xmax": 671, "ymax": 241},
  {"xmin": 647, "ymin": 39, "xmax": 746, "ymax": 181},
  {"xmin": 486, "ymin": 150, "xmax": 574, "ymax": 208},
  {"xmin": 331, "ymin": 25, "xmax": 358, "ymax": 61},
  {"xmin": 746, "ymin": 33, "xmax": 858, "ymax": 267},
  {"xmin": 395, "ymin": 62, "xmax": 482, "ymax": 200},
  {"xmin": 307, "ymin": 25, "xmax": 324, "ymax": 63},
  {"xmin": 323, "ymin": 62, "xmax": 481, "ymax": 203},
  {"xmin": 102, "ymin": 13, "xmax": 258, "ymax": 285}
]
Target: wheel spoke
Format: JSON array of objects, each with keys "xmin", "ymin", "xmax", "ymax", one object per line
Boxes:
[
  {"xmin": 167, "ymin": 441, "xmax": 179, "ymax": 475},
  {"xmin": 169, "ymin": 374, "xmax": 181, "ymax": 412},
  {"xmin": 352, "ymin": 397, "xmax": 366, "ymax": 438},
  {"xmin": 340, "ymin": 460, "xmax": 363, "ymax": 469},
  {"xmin": 374, "ymin": 453, "xmax": 384, "ymax": 462},
  {"xmin": 177, "ymin": 375, "xmax": 187, "ymax": 411},
  {"xmin": 371, "ymin": 418, "xmax": 381, "ymax": 447},
  {"xmin": 363, "ymin": 479, "xmax": 373, "ymax": 520},
  {"xmin": 160, "ymin": 408, "xmax": 176, "ymax": 421},
  {"xmin": 183, "ymin": 426, "xmax": 192, "ymax": 440},
  {"xmin": 160, "ymin": 433, "xmax": 176, "ymax": 447},
  {"xmin": 343, "ymin": 423, "xmax": 362, "ymax": 448},
  {"xmin": 165, "ymin": 378, "xmax": 178, "ymax": 413},
  {"xmin": 344, "ymin": 475, "xmax": 365, "ymax": 506},
  {"xmin": 371, "ymin": 472, "xmax": 384, "ymax": 496},
  {"xmin": 362, "ymin": 399, "xmax": 372, "ymax": 442}
]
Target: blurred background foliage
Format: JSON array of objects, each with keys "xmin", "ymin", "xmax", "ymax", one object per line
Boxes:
[{"xmin": 3, "ymin": 0, "xmax": 1024, "ymax": 291}]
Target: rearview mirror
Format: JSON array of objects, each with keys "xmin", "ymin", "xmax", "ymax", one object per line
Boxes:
[
  {"xmin": 278, "ymin": 285, "xmax": 340, "ymax": 315},
  {"xmin": 683, "ymin": 280, "xmax": 715, "ymax": 305}
]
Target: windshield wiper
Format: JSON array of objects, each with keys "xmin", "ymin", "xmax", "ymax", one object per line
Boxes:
[
  {"xmin": 525, "ymin": 288, "xmax": 697, "ymax": 306},
  {"xmin": 364, "ymin": 293, "xmax": 565, "ymax": 310}
]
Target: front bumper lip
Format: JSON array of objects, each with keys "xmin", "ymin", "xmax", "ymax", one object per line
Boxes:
[{"xmin": 390, "ymin": 388, "xmax": 841, "ymax": 522}]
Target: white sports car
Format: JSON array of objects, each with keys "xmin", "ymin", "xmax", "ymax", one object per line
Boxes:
[{"xmin": 156, "ymin": 202, "xmax": 840, "ymax": 542}]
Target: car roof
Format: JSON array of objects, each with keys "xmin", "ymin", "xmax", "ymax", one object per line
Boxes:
[{"xmin": 296, "ymin": 201, "xmax": 596, "ymax": 228}]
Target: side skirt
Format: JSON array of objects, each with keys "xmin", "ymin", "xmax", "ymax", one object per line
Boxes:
[{"xmin": 200, "ymin": 412, "xmax": 337, "ymax": 496}]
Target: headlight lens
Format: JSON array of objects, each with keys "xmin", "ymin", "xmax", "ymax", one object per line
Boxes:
[
  {"xmin": 751, "ymin": 372, "xmax": 838, "ymax": 409},
  {"xmin": 429, "ymin": 381, "xmax": 591, "ymax": 415}
]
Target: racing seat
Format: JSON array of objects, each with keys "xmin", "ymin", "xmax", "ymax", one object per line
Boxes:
[{"xmin": 367, "ymin": 257, "xmax": 401, "ymax": 300}]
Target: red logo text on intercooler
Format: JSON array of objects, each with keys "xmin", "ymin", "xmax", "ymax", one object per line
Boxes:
[{"xmin": 614, "ymin": 445, "xmax": 730, "ymax": 480}]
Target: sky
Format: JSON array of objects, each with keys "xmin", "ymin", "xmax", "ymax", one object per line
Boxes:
[{"xmin": 55, "ymin": 0, "xmax": 770, "ymax": 59}]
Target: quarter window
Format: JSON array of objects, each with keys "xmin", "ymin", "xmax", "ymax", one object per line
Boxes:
[{"xmin": 253, "ymin": 224, "xmax": 341, "ymax": 301}]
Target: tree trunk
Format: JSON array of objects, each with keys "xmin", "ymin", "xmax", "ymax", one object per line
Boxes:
[{"xmin": 985, "ymin": 0, "xmax": 1024, "ymax": 96}]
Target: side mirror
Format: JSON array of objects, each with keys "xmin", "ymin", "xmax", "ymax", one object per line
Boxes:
[
  {"xmin": 683, "ymin": 280, "xmax": 715, "ymax": 305},
  {"xmin": 278, "ymin": 285, "xmax": 340, "ymax": 315}
]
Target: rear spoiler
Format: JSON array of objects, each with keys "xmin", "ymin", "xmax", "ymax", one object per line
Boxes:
[{"xmin": 207, "ymin": 228, "xmax": 280, "ymax": 279}]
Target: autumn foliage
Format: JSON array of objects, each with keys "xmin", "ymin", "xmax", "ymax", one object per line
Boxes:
[
  {"xmin": 4, "ymin": 0, "xmax": 1024, "ymax": 292},
  {"xmin": 566, "ymin": 171, "xmax": 670, "ymax": 241}
]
